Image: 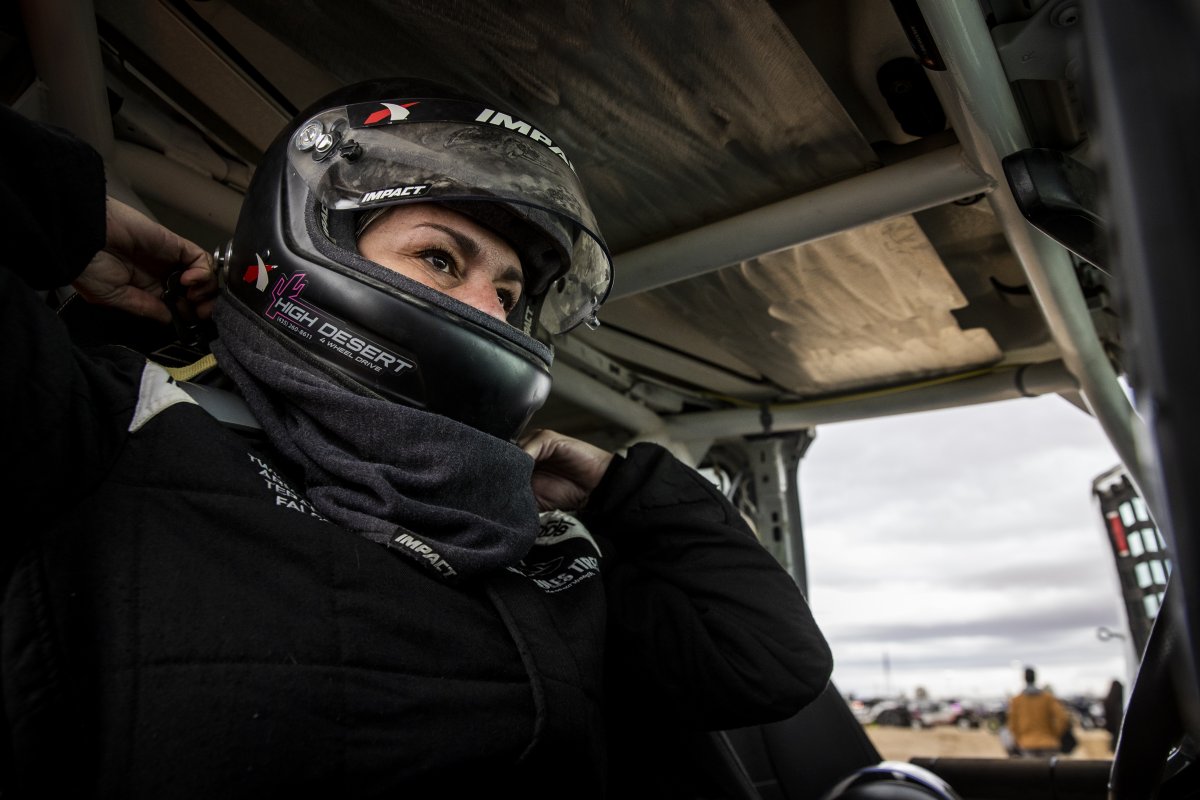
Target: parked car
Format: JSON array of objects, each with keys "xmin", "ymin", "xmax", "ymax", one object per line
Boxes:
[
  {"xmin": 910, "ymin": 700, "xmax": 980, "ymax": 729},
  {"xmin": 861, "ymin": 699, "xmax": 916, "ymax": 728},
  {"xmin": 1063, "ymin": 695, "xmax": 1107, "ymax": 730},
  {"xmin": 846, "ymin": 696, "xmax": 882, "ymax": 724}
]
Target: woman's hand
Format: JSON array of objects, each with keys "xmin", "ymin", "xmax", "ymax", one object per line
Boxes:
[
  {"xmin": 520, "ymin": 428, "xmax": 615, "ymax": 512},
  {"xmin": 72, "ymin": 196, "xmax": 218, "ymax": 324}
]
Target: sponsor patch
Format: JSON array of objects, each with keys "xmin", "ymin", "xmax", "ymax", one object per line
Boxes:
[
  {"xmin": 360, "ymin": 101, "xmax": 418, "ymax": 126},
  {"xmin": 344, "ymin": 98, "xmax": 576, "ymax": 172},
  {"xmin": 360, "ymin": 184, "xmax": 431, "ymax": 204},
  {"xmin": 241, "ymin": 253, "xmax": 276, "ymax": 292},
  {"xmin": 260, "ymin": 269, "xmax": 417, "ymax": 377},
  {"xmin": 507, "ymin": 512, "xmax": 601, "ymax": 593},
  {"xmin": 391, "ymin": 530, "xmax": 457, "ymax": 578}
]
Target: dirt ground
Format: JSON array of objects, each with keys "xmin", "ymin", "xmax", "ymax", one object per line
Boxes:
[{"xmin": 863, "ymin": 725, "xmax": 1113, "ymax": 763}]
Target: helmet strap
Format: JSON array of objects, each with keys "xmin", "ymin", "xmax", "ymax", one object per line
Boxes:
[{"xmin": 321, "ymin": 202, "xmax": 360, "ymax": 249}]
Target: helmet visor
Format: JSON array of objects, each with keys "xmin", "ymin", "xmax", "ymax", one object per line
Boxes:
[{"xmin": 287, "ymin": 98, "xmax": 612, "ymax": 334}]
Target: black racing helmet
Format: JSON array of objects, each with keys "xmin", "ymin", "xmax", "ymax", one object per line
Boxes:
[{"xmin": 218, "ymin": 77, "xmax": 613, "ymax": 441}]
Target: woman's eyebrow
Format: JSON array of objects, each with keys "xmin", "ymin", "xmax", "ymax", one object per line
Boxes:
[
  {"xmin": 417, "ymin": 222, "xmax": 525, "ymax": 288},
  {"xmin": 416, "ymin": 222, "xmax": 480, "ymax": 260},
  {"xmin": 497, "ymin": 265, "xmax": 525, "ymax": 289}
]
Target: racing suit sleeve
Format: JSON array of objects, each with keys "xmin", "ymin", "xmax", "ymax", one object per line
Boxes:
[
  {"xmin": 580, "ymin": 441, "xmax": 833, "ymax": 731},
  {"xmin": 0, "ymin": 104, "xmax": 107, "ymax": 289},
  {"xmin": 0, "ymin": 105, "xmax": 141, "ymax": 521}
]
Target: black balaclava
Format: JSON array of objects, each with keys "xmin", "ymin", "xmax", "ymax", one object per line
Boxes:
[{"xmin": 211, "ymin": 294, "xmax": 541, "ymax": 582}]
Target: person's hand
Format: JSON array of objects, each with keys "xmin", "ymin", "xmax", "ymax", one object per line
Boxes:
[
  {"xmin": 519, "ymin": 428, "xmax": 615, "ymax": 512},
  {"xmin": 72, "ymin": 196, "xmax": 218, "ymax": 325}
]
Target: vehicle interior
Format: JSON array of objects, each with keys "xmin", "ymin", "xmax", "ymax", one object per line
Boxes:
[{"xmin": 8, "ymin": 0, "xmax": 1198, "ymax": 797}]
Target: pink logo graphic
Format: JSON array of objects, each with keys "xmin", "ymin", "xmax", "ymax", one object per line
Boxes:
[
  {"xmin": 271, "ymin": 271, "xmax": 305, "ymax": 304},
  {"xmin": 264, "ymin": 271, "xmax": 317, "ymax": 323}
]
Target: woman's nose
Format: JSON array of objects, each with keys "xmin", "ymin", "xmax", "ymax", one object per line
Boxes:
[{"xmin": 449, "ymin": 274, "xmax": 507, "ymax": 321}]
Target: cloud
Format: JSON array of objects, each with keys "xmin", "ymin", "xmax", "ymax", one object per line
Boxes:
[
  {"xmin": 796, "ymin": 394, "xmax": 1135, "ymax": 698},
  {"xmin": 827, "ymin": 594, "xmax": 1120, "ymax": 641}
]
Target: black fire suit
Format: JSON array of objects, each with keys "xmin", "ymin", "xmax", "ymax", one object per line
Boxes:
[{"xmin": 0, "ymin": 105, "xmax": 832, "ymax": 798}]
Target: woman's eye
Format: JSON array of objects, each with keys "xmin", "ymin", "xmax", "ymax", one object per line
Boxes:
[{"xmin": 420, "ymin": 249, "xmax": 456, "ymax": 274}]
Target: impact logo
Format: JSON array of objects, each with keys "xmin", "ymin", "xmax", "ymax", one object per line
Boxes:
[
  {"xmin": 241, "ymin": 253, "xmax": 276, "ymax": 292},
  {"xmin": 360, "ymin": 184, "xmax": 431, "ymax": 204},
  {"xmin": 475, "ymin": 108, "xmax": 575, "ymax": 172},
  {"xmin": 360, "ymin": 101, "xmax": 418, "ymax": 126},
  {"xmin": 391, "ymin": 530, "xmax": 457, "ymax": 578}
]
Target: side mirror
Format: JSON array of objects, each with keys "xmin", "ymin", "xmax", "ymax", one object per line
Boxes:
[{"xmin": 1002, "ymin": 148, "xmax": 1109, "ymax": 274}]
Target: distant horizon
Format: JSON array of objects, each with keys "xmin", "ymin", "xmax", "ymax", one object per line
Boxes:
[{"xmin": 834, "ymin": 675, "xmax": 1124, "ymax": 703}]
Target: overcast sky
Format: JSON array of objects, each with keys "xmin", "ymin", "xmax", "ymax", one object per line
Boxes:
[{"xmin": 798, "ymin": 393, "xmax": 1137, "ymax": 703}]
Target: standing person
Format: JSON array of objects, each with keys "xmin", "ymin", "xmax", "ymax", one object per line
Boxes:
[
  {"xmin": 1007, "ymin": 666, "xmax": 1072, "ymax": 757},
  {"xmin": 0, "ymin": 79, "xmax": 833, "ymax": 798},
  {"xmin": 1104, "ymin": 679, "xmax": 1126, "ymax": 752}
]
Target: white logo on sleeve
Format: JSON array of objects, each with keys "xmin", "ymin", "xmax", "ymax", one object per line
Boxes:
[
  {"xmin": 507, "ymin": 511, "xmax": 601, "ymax": 593},
  {"xmin": 248, "ymin": 453, "xmax": 326, "ymax": 520}
]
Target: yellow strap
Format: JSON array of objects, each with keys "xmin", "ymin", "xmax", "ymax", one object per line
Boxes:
[{"xmin": 163, "ymin": 352, "xmax": 219, "ymax": 383}]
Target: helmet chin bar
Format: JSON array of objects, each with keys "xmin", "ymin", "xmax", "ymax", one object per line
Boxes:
[{"xmin": 224, "ymin": 253, "xmax": 554, "ymax": 441}]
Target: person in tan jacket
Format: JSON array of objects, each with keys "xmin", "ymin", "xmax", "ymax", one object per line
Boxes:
[{"xmin": 1008, "ymin": 666, "xmax": 1072, "ymax": 756}]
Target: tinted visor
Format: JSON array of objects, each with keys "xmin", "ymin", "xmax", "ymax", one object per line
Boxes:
[{"xmin": 287, "ymin": 98, "xmax": 612, "ymax": 334}]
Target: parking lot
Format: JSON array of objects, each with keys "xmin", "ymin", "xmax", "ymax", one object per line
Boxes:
[{"xmin": 863, "ymin": 725, "xmax": 1113, "ymax": 762}]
